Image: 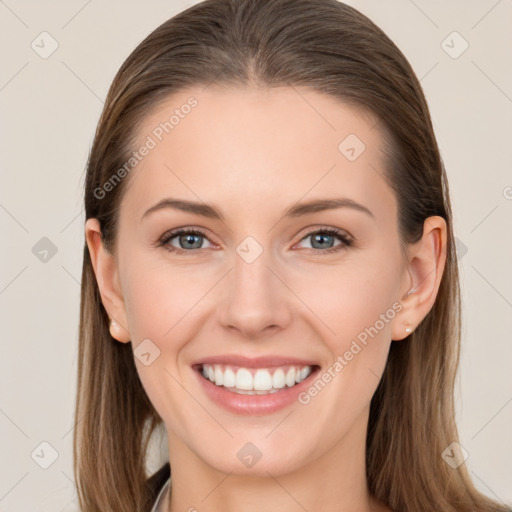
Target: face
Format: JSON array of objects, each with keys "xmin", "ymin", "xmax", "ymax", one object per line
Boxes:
[{"xmin": 92, "ymin": 85, "xmax": 417, "ymax": 477}]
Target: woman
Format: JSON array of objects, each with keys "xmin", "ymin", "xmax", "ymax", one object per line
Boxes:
[{"xmin": 75, "ymin": 0, "xmax": 511, "ymax": 511}]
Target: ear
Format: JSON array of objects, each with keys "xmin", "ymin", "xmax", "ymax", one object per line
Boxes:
[
  {"xmin": 85, "ymin": 218, "xmax": 131, "ymax": 343},
  {"xmin": 391, "ymin": 216, "xmax": 448, "ymax": 341}
]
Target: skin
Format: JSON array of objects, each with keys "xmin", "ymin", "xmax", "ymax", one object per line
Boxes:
[{"xmin": 86, "ymin": 85, "xmax": 447, "ymax": 512}]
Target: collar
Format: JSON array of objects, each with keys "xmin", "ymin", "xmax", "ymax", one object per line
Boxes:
[{"xmin": 150, "ymin": 477, "xmax": 171, "ymax": 512}]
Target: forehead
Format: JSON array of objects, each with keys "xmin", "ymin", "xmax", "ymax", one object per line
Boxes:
[{"xmin": 121, "ymin": 85, "xmax": 396, "ymax": 227}]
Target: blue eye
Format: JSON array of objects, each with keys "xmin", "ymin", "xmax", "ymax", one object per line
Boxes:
[
  {"xmin": 159, "ymin": 228, "xmax": 212, "ymax": 254},
  {"xmin": 297, "ymin": 228, "xmax": 353, "ymax": 254},
  {"xmin": 158, "ymin": 227, "xmax": 352, "ymax": 255}
]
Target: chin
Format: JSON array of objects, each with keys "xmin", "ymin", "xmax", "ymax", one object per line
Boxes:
[{"xmin": 192, "ymin": 437, "xmax": 314, "ymax": 477}]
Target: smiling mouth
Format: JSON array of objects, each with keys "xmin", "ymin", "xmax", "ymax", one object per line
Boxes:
[{"xmin": 195, "ymin": 363, "xmax": 320, "ymax": 395}]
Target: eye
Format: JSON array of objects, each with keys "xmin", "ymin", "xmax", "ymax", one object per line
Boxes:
[
  {"xmin": 158, "ymin": 228, "xmax": 214, "ymax": 254},
  {"xmin": 157, "ymin": 227, "xmax": 353, "ymax": 256},
  {"xmin": 295, "ymin": 228, "xmax": 353, "ymax": 255}
]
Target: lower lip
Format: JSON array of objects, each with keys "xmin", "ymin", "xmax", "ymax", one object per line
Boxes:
[{"xmin": 193, "ymin": 366, "xmax": 320, "ymax": 415}]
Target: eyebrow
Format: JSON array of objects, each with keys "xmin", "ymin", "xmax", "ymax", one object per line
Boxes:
[{"xmin": 141, "ymin": 197, "xmax": 374, "ymax": 221}]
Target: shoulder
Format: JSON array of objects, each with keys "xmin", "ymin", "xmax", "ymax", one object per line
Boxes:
[{"xmin": 146, "ymin": 461, "xmax": 171, "ymax": 499}]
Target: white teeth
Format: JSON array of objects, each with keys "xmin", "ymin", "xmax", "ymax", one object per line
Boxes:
[
  {"xmin": 235, "ymin": 368, "xmax": 253, "ymax": 390},
  {"xmin": 214, "ymin": 365, "xmax": 223, "ymax": 386},
  {"xmin": 253, "ymin": 369, "xmax": 273, "ymax": 391},
  {"xmin": 223, "ymin": 368, "xmax": 236, "ymax": 387},
  {"xmin": 272, "ymin": 368, "xmax": 286, "ymax": 389},
  {"xmin": 300, "ymin": 366, "xmax": 312, "ymax": 381},
  {"xmin": 285, "ymin": 368, "xmax": 296, "ymax": 387},
  {"xmin": 200, "ymin": 363, "xmax": 314, "ymax": 394},
  {"xmin": 230, "ymin": 388, "xmax": 281, "ymax": 395}
]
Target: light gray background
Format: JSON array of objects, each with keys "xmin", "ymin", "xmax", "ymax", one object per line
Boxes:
[{"xmin": 1, "ymin": 1, "xmax": 511, "ymax": 510}]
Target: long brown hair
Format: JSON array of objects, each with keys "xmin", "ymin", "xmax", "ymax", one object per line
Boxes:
[{"xmin": 75, "ymin": 1, "xmax": 511, "ymax": 510}]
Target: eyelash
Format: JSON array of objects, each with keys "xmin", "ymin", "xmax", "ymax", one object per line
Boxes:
[{"xmin": 157, "ymin": 227, "xmax": 353, "ymax": 256}]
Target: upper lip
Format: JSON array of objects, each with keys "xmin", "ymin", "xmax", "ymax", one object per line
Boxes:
[{"xmin": 191, "ymin": 354, "xmax": 319, "ymax": 368}]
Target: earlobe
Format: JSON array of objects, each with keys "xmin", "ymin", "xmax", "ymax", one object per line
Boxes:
[
  {"xmin": 391, "ymin": 289, "xmax": 417, "ymax": 341},
  {"xmin": 85, "ymin": 218, "xmax": 131, "ymax": 343},
  {"xmin": 109, "ymin": 318, "xmax": 131, "ymax": 343},
  {"xmin": 392, "ymin": 216, "xmax": 448, "ymax": 341}
]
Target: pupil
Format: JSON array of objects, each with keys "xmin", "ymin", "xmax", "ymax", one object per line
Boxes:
[
  {"xmin": 182, "ymin": 234, "xmax": 200, "ymax": 248},
  {"xmin": 313, "ymin": 234, "xmax": 332, "ymax": 248}
]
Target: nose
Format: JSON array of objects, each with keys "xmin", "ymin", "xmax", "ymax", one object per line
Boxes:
[{"xmin": 216, "ymin": 245, "xmax": 293, "ymax": 340}]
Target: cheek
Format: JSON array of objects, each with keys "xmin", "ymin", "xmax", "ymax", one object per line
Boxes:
[
  {"xmin": 122, "ymin": 253, "xmax": 216, "ymax": 340},
  {"xmin": 119, "ymin": 256, "xmax": 207, "ymax": 431},
  {"xmin": 304, "ymin": 251, "xmax": 401, "ymax": 397},
  {"xmin": 296, "ymin": 253, "xmax": 400, "ymax": 347}
]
